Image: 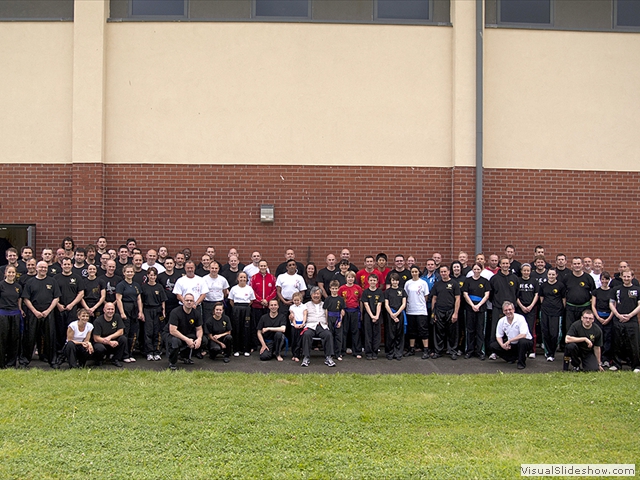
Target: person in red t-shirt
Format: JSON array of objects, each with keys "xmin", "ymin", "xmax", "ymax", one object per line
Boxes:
[
  {"xmin": 337, "ymin": 271, "xmax": 363, "ymax": 358},
  {"xmin": 356, "ymin": 255, "xmax": 383, "ymax": 290}
]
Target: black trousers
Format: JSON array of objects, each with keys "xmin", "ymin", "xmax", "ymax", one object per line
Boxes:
[
  {"xmin": 464, "ymin": 308, "xmax": 486, "ymax": 356},
  {"xmin": 55, "ymin": 308, "xmax": 77, "ymax": 354},
  {"xmin": 64, "ymin": 341, "xmax": 92, "ymax": 368},
  {"xmin": 93, "ymin": 336, "xmax": 126, "ymax": 362},
  {"xmin": 122, "ymin": 302, "xmax": 139, "ymax": 358},
  {"xmin": 327, "ymin": 313, "xmax": 343, "ymax": 358},
  {"xmin": 21, "ymin": 311, "xmax": 57, "ymax": 366},
  {"xmin": 168, "ymin": 334, "xmax": 196, "ymax": 365},
  {"xmin": 302, "ymin": 327, "xmax": 333, "ymax": 358},
  {"xmin": 207, "ymin": 334, "xmax": 233, "ymax": 358},
  {"xmin": 342, "ymin": 309, "xmax": 361, "ymax": 356},
  {"xmin": 563, "ymin": 343, "xmax": 599, "ymax": 371},
  {"xmin": 432, "ymin": 309, "xmax": 458, "ymax": 355},
  {"xmin": 540, "ymin": 312, "xmax": 562, "ymax": 358},
  {"xmin": 259, "ymin": 332, "xmax": 285, "ymax": 360},
  {"xmin": 613, "ymin": 318, "xmax": 640, "ymax": 369},
  {"xmin": 490, "ymin": 338, "xmax": 533, "ymax": 367},
  {"xmin": 595, "ymin": 318, "xmax": 613, "ymax": 363},
  {"xmin": 363, "ymin": 313, "xmax": 381, "ymax": 357},
  {"xmin": 0, "ymin": 313, "xmax": 21, "ymax": 368},
  {"xmin": 231, "ymin": 304, "xmax": 251, "ymax": 354},
  {"xmin": 143, "ymin": 307, "xmax": 163, "ymax": 355},
  {"xmin": 251, "ymin": 306, "xmax": 268, "ymax": 351},
  {"xmin": 386, "ymin": 311, "xmax": 405, "ymax": 359}
]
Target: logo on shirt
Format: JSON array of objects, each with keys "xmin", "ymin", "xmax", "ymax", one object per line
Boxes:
[
  {"xmin": 446, "ymin": 283, "xmax": 452, "ymax": 290},
  {"xmin": 579, "ymin": 282, "xmax": 585, "ymax": 287},
  {"xmin": 112, "ymin": 321, "xmax": 118, "ymax": 328},
  {"xmin": 70, "ymin": 278, "xmax": 77, "ymax": 284},
  {"xmin": 189, "ymin": 318, "xmax": 195, "ymax": 325},
  {"xmin": 509, "ymin": 281, "xmax": 514, "ymax": 287},
  {"xmin": 629, "ymin": 290, "xmax": 638, "ymax": 298},
  {"xmin": 15, "ymin": 287, "xmax": 20, "ymax": 294},
  {"xmin": 46, "ymin": 284, "xmax": 52, "ymax": 290},
  {"xmin": 479, "ymin": 283, "xmax": 484, "ymax": 289},
  {"xmin": 552, "ymin": 289, "xmax": 558, "ymax": 294}
]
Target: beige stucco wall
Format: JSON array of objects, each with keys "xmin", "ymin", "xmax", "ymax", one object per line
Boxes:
[
  {"xmin": 104, "ymin": 22, "xmax": 454, "ymax": 167},
  {"xmin": 485, "ymin": 28, "xmax": 640, "ymax": 171},
  {"xmin": 0, "ymin": 23, "xmax": 73, "ymax": 164}
]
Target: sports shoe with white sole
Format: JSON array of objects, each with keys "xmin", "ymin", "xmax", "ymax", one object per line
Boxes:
[
  {"xmin": 528, "ymin": 352, "xmax": 536, "ymax": 359},
  {"xmin": 489, "ymin": 353, "xmax": 497, "ymax": 360},
  {"xmin": 325, "ymin": 356, "xmax": 336, "ymax": 367}
]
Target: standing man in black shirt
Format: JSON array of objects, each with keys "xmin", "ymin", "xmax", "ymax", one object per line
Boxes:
[
  {"xmin": 609, "ymin": 270, "xmax": 640, "ymax": 372},
  {"xmin": 563, "ymin": 257, "xmax": 596, "ymax": 348},
  {"xmin": 167, "ymin": 293, "xmax": 203, "ymax": 370},
  {"xmin": 21, "ymin": 261, "xmax": 61, "ymax": 368},
  {"xmin": 430, "ymin": 265, "xmax": 461, "ymax": 360}
]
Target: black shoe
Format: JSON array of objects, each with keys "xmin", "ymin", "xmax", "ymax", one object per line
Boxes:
[
  {"xmin": 479, "ymin": 354, "xmax": 486, "ymax": 361},
  {"xmin": 450, "ymin": 353, "xmax": 458, "ymax": 361},
  {"xmin": 182, "ymin": 358, "xmax": 194, "ymax": 365},
  {"xmin": 395, "ymin": 355, "xmax": 402, "ymax": 361},
  {"xmin": 404, "ymin": 348, "xmax": 415, "ymax": 357},
  {"xmin": 195, "ymin": 352, "xmax": 204, "ymax": 359},
  {"xmin": 366, "ymin": 355, "xmax": 373, "ymax": 360},
  {"xmin": 517, "ymin": 363, "xmax": 526, "ymax": 370},
  {"xmin": 50, "ymin": 363, "xmax": 60, "ymax": 370},
  {"xmin": 223, "ymin": 357, "xmax": 230, "ymax": 363},
  {"xmin": 372, "ymin": 355, "xmax": 378, "ymax": 360},
  {"xmin": 421, "ymin": 352, "xmax": 430, "ymax": 360},
  {"xmin": 430, "ymin": 353, "xmax": 441, "ymax": 359},
  {"xmin": 464, "ymin": 353, "xmax": 472, "ymax": 359},
  {"xmin": 386, "ymin": 355, "xmax": 394, "ymax": 361},
  {"xmin": 112, "ymin": 360, "xmax": 123, "ymax": 368},
  {"xmin": 169, "ymin": 363, "xmax": 177, "ymax": 371},
  {"xmin": 94, "ymin": 361, "xmax": 103, "ymax": 367}
]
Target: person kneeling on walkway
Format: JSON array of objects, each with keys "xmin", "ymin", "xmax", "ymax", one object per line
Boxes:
[
  {"xmin": 563, "ymin": 310, "xmax": 604, "ymax": 372},
  {"xmin": 168, "ymin": 293, "xmax": 203, "ymax": 370},
  {"xmin": 490, "ymin": 301, "xmax": 533, "ymax": 370},
  {"xmin": 257, "ymin": 299, "xmax": 286, "ymax": 361}
]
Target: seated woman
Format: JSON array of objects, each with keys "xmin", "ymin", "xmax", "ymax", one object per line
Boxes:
[
  {"xmin": 64, "ymin": 308, "xmax": 94, "ymax": 368},
  {"xmin": 299, "ymin": 287, "xmax": 335, "ymax": 368}
]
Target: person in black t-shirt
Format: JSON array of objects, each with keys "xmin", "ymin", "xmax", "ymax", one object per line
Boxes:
[
  {"xmin": 430, "ymin": 265, "xmax": 461, "ymax": 360},
  {"xmin": 564, "ymin": 310, "xmax": 603, "ymax": 372},
  {"xmin": 538, "ymin": 269, "xmax": 566, "ymax": 362},
  {"xmin": 167, "ymin": 293, "xmax": 203, "ymax": 370},
  {"xmin": 462, "ymin": 263, "xmax": 491, "ymax": 360},
  {"xmin": 92, "ymin": 302, "xmax": 126, "ymax": 367},
  {"xmin": 609, "ymin": 271, "xmax": 640, "ymax": 372},
  {"xmin": 141, "ymin": 268, "xmax": 167, "ymax": 361},
  {"xmin": 361, "ymin": 275, "xmax": 383, "ymax": 360},
  {"xmin": 384, "ymin": 273, "xmax": 407, "ymax": 361},
  {"xmin": 516, "ymin": 264, "xmax": 539, "ymax": 358},
  {"xmin": 591, "ymin": 272, "xmax": 613, "ymax": 367},
  {"xmin": 21, "ymin": 262, "xmax": 61, "ymax": 368},
  {"xmin": 256, "ymin": 299, "xmax": 286, "ymax": 361},
  {"xmin": 324, "ymin": 280, "xmax": 345, "ymax": 361},
  {"xmin": 0, "ymin": 266, "xmax": 22, "ymax": 368},
  {"xmin": 204, "ymin": 303, "xmax": 233, "ymax": 362}
]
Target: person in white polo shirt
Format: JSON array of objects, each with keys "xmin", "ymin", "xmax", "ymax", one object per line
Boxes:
[{"xmin": 490, "ymin": 301, "xmax": 533, "ymax": 370}]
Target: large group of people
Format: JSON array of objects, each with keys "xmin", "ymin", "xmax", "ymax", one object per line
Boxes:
[{"xmin": 0, "ymin": 238, "xmax": 638, "ymax": 373}]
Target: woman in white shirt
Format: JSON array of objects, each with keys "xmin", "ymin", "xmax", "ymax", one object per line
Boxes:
[
  {"xmin": 63, "ymin": 308, "xmax": 94, "ymax": 368},
  {"xmin": 228, "ymin": 272, "xmax": 256, "ymax": 357},
  {"xmin": 403, "ymin": 266, "xmax": 430, "ymax": 359}
]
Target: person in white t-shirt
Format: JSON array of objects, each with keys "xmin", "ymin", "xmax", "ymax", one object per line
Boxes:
[
  {"xmin": 63, "ymin": 308, "xmax": 94, "ymax": 368},
  {"xmin": 228, "ymin": 272, "xmax": 256, "ymax": 357}
]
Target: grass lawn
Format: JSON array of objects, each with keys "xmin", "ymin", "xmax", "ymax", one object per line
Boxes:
[{"xmin": 0, "ymin": 370, "xmax": 638, "ymax": 479}]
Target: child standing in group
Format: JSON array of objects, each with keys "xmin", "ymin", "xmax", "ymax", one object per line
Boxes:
[
  {"xmin": 384, "ymin": 272, "xmax": 407, "ymax": 360},
  {"xmin": 324, "ymin": 280, "xmax": 345, "ymax": 361},
  {"xmin": 289, "ymin": 291, "xmax": 305, "ymax": 362},
  {"xmin": 361, "ymin": 274, "xmax": 383, "ymax": 360},
  {"xmin": 337, "ymin": 271, "xmax": 363, "ymax": 358}
]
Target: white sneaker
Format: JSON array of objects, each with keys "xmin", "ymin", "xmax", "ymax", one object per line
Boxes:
[
  {"xmin": 233, "ymin": 352, "xmax": 240, "ymax": 357},
  {"xmin": 547, "ymin": 356, "xmax": 554, "ymax": 362},
  {"xmin": 489, "ymin": 353, "xmax": 497, "ymax": 360},
  {"xmin": 244, "ymin": 352, "xmax": 250, "ymax": 357},
  {"xmin": 153, "ymin": 354, "xmax": 161, "ymax": 361},
  {"xmin": 609, "ymin": 365, "xmax": 618, "ymax": 371},
  {"xmin": 528, "ymin": 352, "xmax": 536, "ymax": 359},
  {"xmin": 634, "ymin": 368, "xmax": 640, "ymax": 373},
  {"xmin": 123, "ymin": 358, "xmax": 132, "ymax": 363},
  {"xmin": 346, "ymin": 348, "xmax": 353, "ymax": 355},
  {"xmin": 146, "ymin": 354, "xmax": 154, "ymax": 361},
  {"xmin": 129, "ymin": 357, "xmax": 136, "ymax": 363}
]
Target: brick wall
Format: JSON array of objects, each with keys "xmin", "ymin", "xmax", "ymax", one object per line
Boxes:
[{"xmin": 0, "ymin": 163, "xmax": 638, "ymax": 273}]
